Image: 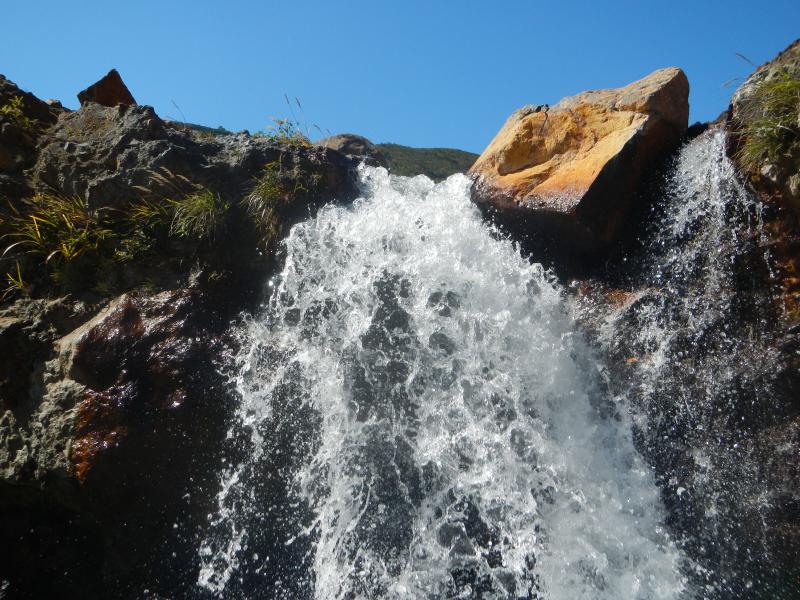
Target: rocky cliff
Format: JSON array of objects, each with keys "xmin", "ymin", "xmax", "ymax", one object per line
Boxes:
[{"xmin": 0, "ymin": 71, "xmax": 367, "ymax": 598}]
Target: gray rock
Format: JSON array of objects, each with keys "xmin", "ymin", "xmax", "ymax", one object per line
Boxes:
[{"xmin": 33, "ymin": 102, "xmax": 360, "ymax": 211}]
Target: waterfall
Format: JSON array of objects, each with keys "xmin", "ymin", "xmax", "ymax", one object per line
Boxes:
[
  {"xmin": 197, "ymin": 166, "xmax": 688, "ymax": 599},
  {"xmin": 581, "ymin": 129, "xmax": 793, "ymax": 599}
]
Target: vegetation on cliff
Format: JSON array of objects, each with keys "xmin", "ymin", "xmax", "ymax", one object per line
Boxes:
[{"xmin": 735, "ymin": 70, "xmax": 800, "ymax": 173}]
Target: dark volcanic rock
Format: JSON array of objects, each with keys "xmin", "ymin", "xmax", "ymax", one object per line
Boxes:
[
  {"xmin": 0, "ymin": 288, "xmax": 240, "ymax": 598},
  {"xmin": 316, "ymin": 133, "xmax": 388, "ymax": 167},
  {"xmin": 0, "ymin": 73, "xmax": 366, "ymax": 599},
  {"xmin": 77, "ymin": 68, "xmax": 137, "ymax": 107},
  {"xmin": 0, "ymin": 75, "xmax": 60, "ymax": 127},
  {"xmin": 33, "ymin": 102, "xmax": 359, "ymax": 211},
  {"xmin": 0, "ymin": 75, "xmax": 60, "ymax": 201}
]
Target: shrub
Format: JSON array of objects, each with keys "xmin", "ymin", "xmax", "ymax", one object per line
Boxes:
[{"xmin": 736, "ymin": 70, "xmax": 800, "ymax": 172}]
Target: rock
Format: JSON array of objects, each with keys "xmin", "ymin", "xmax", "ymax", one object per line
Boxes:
[
  {"xmin": 0, "ymin": 75, "xmax": 60, "ymax": 127},
  {"xmin": 1, "ymin": 73, "xmax": 366, "ymax": 598},
  {"xmin": 316, "ymin": 133, "xmax": 388, "ymax": 167},
  {"xmin": 0, "ymin": 75, "xmax": 60, "ymax": 201},
  {"xmin": 33, "ymin": 102, "xmax": 359, "ymax": 212},
  {"xmin": 77, "ymin": 68, "xmax": 137, "ymax": 107},
  {"xmin": 0, "ymin": 288, "xmax": 238, "ymax": 597},
  {"xmin": 470, "ymin": 68, "xmax": 689, "ymax": 258}
]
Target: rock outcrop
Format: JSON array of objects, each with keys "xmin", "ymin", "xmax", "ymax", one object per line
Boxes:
[
  {"xmin": 470, "ymin": 68, "xmax": 689, "ymax": 259},
  {"xmin": 0, "ymin": 76, "xmax": 60, "ymax": 201},
  {"xmin": 77, "ymin": 68, "xmax": 137, "ymax": 107},
  {"xmin": 33, "ymin": 102, "xmax": 358, "ymax": 212},
  {"xmin": 0, "ymin": 72, "xmax": 366, "ymax": 598},
  {"xmin": 728, "ymin": 39, "xmax": 800, "ymax": 205},
  {"xmin": 727, "ymin": 40, "xmax": 800, "ymax": 343},
  {"xmin": 316, "ymin": 133, "xmax": 388, "ymax": 167}
]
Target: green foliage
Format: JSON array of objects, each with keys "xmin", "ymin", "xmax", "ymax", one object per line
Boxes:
[
  {"xmin": 1, "ymin": 262, "xmax": 27, "ymax": 301},
  {"xmin": 2, "ymin": 194, "xmax": 112, "ymax": 265},
  {"xmin": 0, "ymin": 96, "xmax": 35, "ymax": 131},
  {"xmin": 245, "ymin": 157, "xmax": 315, "ymax": 248},
  {"xmin": 257, "ymin": 118, "xmax": 311, "ymax": 147},
  {"xmin": 130, "ymin": 168, "xmax": 230, "ymax": 243},
  {"xmin": 736, "ymin": 70, "xmax": 800, "ymax": 172},
  {"xmin": 0, "ymin": 193, "xmax": 113, "ymax": 298},
  {"xmin": 169, "ymin": 189, "xmax": 230, "ymax": 240},
  {"xmin": 376, "ymin": 143, "xmax": 479, "ymax": 181}
]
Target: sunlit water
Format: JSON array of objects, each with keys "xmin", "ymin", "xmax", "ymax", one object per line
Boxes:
[{"xmin": 196, "ymin": 166, "xmax": 688, "ymax": 599}]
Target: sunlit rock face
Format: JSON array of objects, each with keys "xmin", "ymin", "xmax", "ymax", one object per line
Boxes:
[{"xmin": 470, "ymin": 68, "xmax": 689, "ymax": 255}]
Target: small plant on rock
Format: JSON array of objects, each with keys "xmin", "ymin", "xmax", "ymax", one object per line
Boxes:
[
  {"xmin": 736, "ymin": 70, "xmax": 800, "ymax": 172},
  {"xmin": 244, "ymin": 156, "xmax": 320, "ymax": 248},
  {"xmin": 0, "ymin": 96, "xmax": 35, "ymax": 131},
  {"xmin": 261, "ymin": 117, "xmax": 311, "ymax": 147},
  {"xmin": 169, "ymin": 188, "xmax": 230, "ymax": 240},
  {"xmin": 1, "ymin": 262, "xmax": 28, "ymax": 300},
  {"xmin": 2, "ymin": 194, "xmax": 113, "ymax": 265},
  {"xmin": 131, "ymin": 168, "xmax": 230, "ymax": 243}
]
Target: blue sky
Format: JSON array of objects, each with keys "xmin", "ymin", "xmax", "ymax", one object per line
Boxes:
[{"xmin": 3, "ymin": 1, "xmax": 797, "ymax": 153}]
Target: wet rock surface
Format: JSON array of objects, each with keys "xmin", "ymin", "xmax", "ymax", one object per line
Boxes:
[{"xmin": 0, "ymin": 287, "xmax": 243, "ymax": 598}]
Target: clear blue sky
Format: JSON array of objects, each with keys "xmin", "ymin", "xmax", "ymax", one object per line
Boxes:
[{"xmin": 3, "ymin": 1, "xmax": 798, "ymax": 153}]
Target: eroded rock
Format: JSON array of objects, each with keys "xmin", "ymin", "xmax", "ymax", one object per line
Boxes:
[
  {"xmin": 33, "ymin": 101, "xmax": 359, "ymax": 211},
  {"xmin": 0, "ymin": 75, "xmax": 60, "ymax": 200}
]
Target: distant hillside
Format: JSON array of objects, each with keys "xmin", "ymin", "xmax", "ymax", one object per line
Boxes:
[
  {"xmin": 376, "ymin": 143, "xmax": 478, "ymax": 181},
  {"xmin": 175, "ymin": 121, "xmax": 232, "ymax": 136}
]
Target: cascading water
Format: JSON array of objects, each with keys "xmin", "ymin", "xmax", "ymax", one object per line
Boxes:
[
  {"xmin": 580, "ymin": 128, "xmax": 797, "ymax": 599},
  {"xmin": 197, "ymin": 167, "xmax": 688, "ymax": 599}
]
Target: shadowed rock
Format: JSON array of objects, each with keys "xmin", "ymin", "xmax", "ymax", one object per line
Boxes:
[{"xmin": 77, "ymin": 68, "xmax": 137, "ymax": 107}]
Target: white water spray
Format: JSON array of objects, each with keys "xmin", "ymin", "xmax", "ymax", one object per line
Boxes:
[{"xmin": 198, "ymin": 166, "xmax": 687, "ymax": 599}]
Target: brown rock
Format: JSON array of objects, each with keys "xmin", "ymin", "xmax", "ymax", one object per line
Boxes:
[
  {"xmin": 470, "ymin": 68, "xmax": 689, "ymax": 257},
  {"xmin": 316, "ymin": 133, "xmax": 388, "ymax": 167},
  {"xmin": 77, "ymin": 68, "xmax": 136, "ymax": 107},
  {"xmin": 0, "ymin": 75, "xmax": 60, "ymax": 127}
]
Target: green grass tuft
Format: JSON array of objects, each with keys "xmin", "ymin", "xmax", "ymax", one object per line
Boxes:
[
  {"xmin": 168, "ymin": 189, "xmax": 230, "ymax": 240},
  {"xmin": 736, "ymin": 70, "xmax": 800, "ymax": 172},
  {"xmin": 244, "ymin": 157, "xmax": 316, "ymax": 248},
  {"xmin": 2, "ymin": 193, "xmax": 113, "ymax": 265}
]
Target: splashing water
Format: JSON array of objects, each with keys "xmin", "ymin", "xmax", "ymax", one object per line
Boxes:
[
  {"xmin": 197, "ymin": 166, "xmax": 687, "ymax": 598},
  {"xmin": 585, "ymin": 129, "xmax": 794, "ymax": 599}
]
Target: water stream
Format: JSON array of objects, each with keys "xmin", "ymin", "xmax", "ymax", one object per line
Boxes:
[{"xmin": 196, "ymin": 130, "xmax": 791, "ymax": 599}]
